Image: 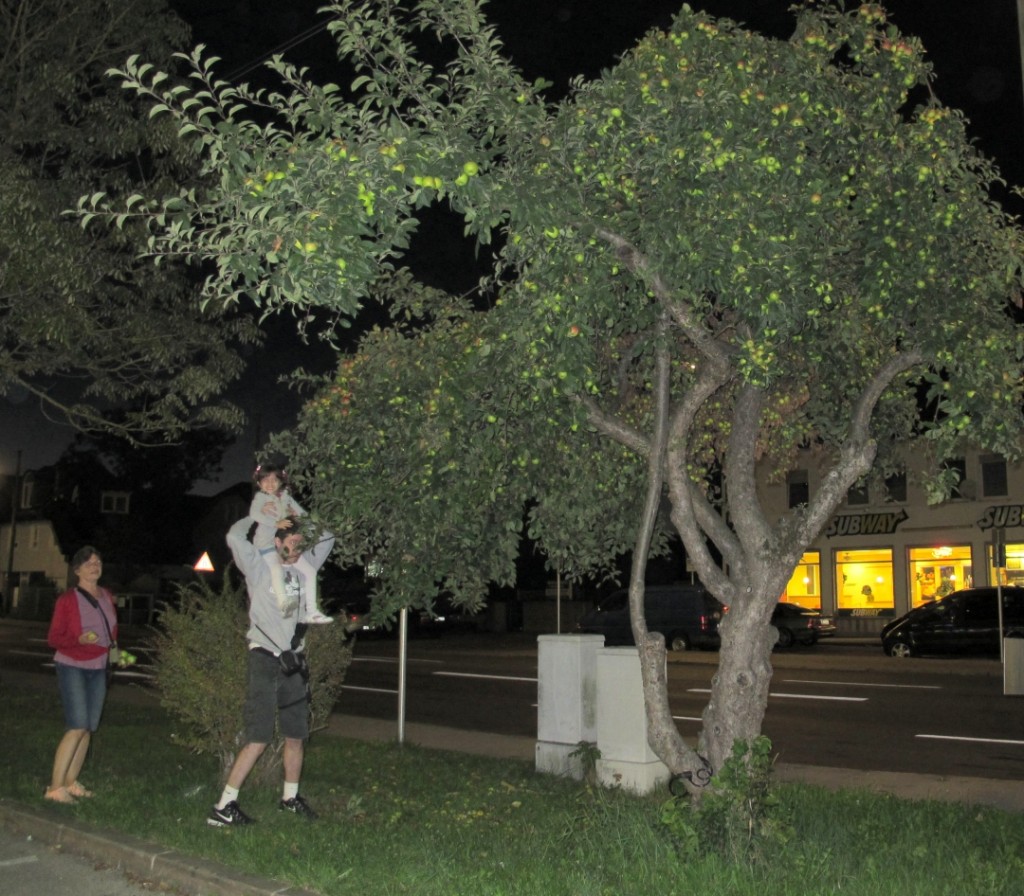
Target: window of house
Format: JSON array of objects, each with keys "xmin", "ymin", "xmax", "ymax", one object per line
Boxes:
[
  {"xmin": 787, "ymin": 470, "xmax": 809, "ymax": 509},
  {"xmin": 980, "ymin": 455, "xmax": 1008, "ymax": 498},
  {"xmin": 835, "ymin": 548, "xmax": 894, "ymax": 615},
  {"xmin": 100, "ymin": 491, "xmax": 130, "ymax": 514},
  {"xmin": 908, "ymin": 544, "xmax": 973, "ymax": 607},
  {"xmin": 846, "ymin": 482, "xmax": 870, "ymax": 506},
  {"xmin": 884, "ymin": 471, "xmax": 907, "ymax": 503},
  {"xmin": 780, "ymin": 551, "xmax": 821, "ymax": 610},
  {"xmin": 19, "ymin": 475, "xmax": 34, "ymax": 510}
]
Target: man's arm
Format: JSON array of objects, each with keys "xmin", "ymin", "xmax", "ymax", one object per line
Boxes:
[{"xmin": 226, "ymin": 516, "xmax": 261, "ymax": 577}]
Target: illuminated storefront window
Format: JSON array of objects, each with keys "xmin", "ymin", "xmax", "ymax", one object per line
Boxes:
[
  {"xmin": 989, "ymin": 542, "xmax": 1024, "ymax": 587},
  {"xmin": 835, "ymin": 548, "xmax": 893, "ymax": 615},
  {"xmin": 780, "ymin": 551, "xmax": 821, "ymax": 610},
  {"xmin": 908, "ymin": 545, "xmax": 973, "ymax": 606}
]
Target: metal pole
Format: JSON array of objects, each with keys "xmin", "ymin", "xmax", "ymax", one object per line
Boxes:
[
  {"xmin": 996, "ymin": 527, "xmax": 1006, "ymax": 662},
  {"xmin": 1018, "ymin": 0, "xmax": 1024, "ymax": 112},
  {"xmin": 556, "ymin": 567, "xmax": 561, "ymax": 634},
  {"xmin": 3, "ymin": 450, "xmax": 21, "ymax": 616},
  {"xmin": 396, "ymin": 606, "xmax": 408, "ymax": 744}
]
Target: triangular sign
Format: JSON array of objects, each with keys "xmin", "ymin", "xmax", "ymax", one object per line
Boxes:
[{"xmin": 193, "ymin": 552, "xmax": 215, "ymax": 572}]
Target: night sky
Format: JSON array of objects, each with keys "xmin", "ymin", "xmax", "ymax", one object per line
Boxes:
[{"xmin": 2, "ymin": 0, "xmax": 1022, "ymax": 490}]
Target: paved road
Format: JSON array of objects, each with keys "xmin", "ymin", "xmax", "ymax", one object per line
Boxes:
[{"xmin": 0, "ymin": 826, "xmax": 157, "ymax": 896}]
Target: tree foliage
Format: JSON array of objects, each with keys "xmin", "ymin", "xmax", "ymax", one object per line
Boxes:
[
  {"xmin": 0, "ymin": 0, "xmax": 255, "ymax": 440},
  {"xmin": 91, "ymin": 0, "xmax": 1024, "ymax": 784}
]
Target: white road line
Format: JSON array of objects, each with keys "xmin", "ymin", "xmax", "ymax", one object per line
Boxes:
[
  {"xmin": 783, "ymin": 678, "xmax": 941, "ymax": 690},
  {"xmin": 687, "ymin": 688, "xmax": 866, "ymax": 703},
  {"xmin": 917, "ymin": 734, "xmax": 1024, "ymax": 747},
  {"xmin": 433, "ymin": 671, "xmax": 538, "ymax": 683},
  {"xmin": 343, "ymin": 685, "xmax": 398, "ymax": 695},
  {"xmin": 0, "ymin": 857, "xmax": 38, "ymax": 868},
  {"xmin": 672, "ymin": 715, "xmax": 703, "ymax": 723},
  {"xmin": 351, "ymin": 656, "xmax": 444, "ymax": 665}
]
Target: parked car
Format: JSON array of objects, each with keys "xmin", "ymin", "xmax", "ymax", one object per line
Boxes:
[
  {"xmin": 577, "ymin": 583, "xmax": 724, "ymax": 651},
  {"xmin": 771, "ymin": 602, "xmax": 836, "ymax": 648},
  {"xmin": 880, "ymin": 586, "xmax": 1024, "ymax": 657}
]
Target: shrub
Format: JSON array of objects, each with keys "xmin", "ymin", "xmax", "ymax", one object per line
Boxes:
[
  {"xmin": 152, "ymin": 571, "xmax": 353, "ymax": 784},
  {"xmin": 660, "ymin": 736, "xmax": 792, "ymax": 864}
]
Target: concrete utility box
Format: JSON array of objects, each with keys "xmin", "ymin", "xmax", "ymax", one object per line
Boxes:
[
  {"xmin": 594, "ymin": 646, "xmax": 670, "ymax": 795},
  {"xmin": 1004, "ymin": 633, "xmax": 1024, "ymax": 696},
  {"xmin": 535, "ymin": 634, "xmax": 604, "ymax": 779}
]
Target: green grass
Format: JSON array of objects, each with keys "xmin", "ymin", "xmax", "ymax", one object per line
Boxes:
[{"xmin": 5, "ymin": 683, "xmax": 1024, "ymax": 895}]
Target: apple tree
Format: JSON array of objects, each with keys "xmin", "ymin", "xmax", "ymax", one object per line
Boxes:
[{"xmin": 91, "ymin": 0, "xmax": 1024, "ymax": 785}]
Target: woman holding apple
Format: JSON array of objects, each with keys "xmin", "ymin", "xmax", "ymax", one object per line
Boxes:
[{"xmin": 45, "ymin": 546, "xmax": 118, "ymax": 804}]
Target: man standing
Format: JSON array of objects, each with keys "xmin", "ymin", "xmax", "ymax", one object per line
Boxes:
[{"xmin": 207, "ymin": 513, "xmax": 334, "ymax": 827}]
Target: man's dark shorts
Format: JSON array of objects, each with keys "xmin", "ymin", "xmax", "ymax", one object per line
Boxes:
[{"xmin": 243, "ymin": 648, "xmax": 309, "ymax": 743}]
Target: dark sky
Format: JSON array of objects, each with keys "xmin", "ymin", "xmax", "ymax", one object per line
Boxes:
[{"xmin": 2, "ymin": 0, "xmax": 1022, "ymax": 491}]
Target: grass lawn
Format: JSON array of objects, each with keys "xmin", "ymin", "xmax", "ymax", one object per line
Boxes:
[{"xmin": 4, "ymin": 680, "xmax": 1024, "ymax": 895}]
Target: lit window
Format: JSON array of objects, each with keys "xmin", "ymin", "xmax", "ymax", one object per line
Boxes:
[
  {"xmin": 835, "ymin": 548, "xmax": 894, "ymax": 614},
  {"xmin": 780, "ymin": 552, "xmax": 821, "ymax": 610}
]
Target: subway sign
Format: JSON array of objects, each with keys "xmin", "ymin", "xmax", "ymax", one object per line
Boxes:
[
  {"xmin": 977, "ymin": 505, "xmax": 1024, "ymax": 530},
  {"xmin": 825, "ymin": 509, "xmax": 908, "ymax": 538}
]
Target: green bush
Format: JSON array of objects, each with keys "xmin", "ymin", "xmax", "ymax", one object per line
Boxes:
[
  {"xmin": 661, "ymin": 736, "xmax": 792, "ymax": 864},
  {"xmin": 151, "ymin": 571, "xmax": 353, "ymax": 784}
]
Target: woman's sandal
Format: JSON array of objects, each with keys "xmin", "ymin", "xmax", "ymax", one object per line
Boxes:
[
  {"xmin": 66, "ymin": 782, "xmax": 94, "ymax": 798},
  {"xmin": 44, "ymin": 786, "xmax": 76, "ymax": 804}
]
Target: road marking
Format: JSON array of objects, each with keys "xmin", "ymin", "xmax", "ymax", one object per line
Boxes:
[
  {"xmin": 351, "ymin": 656, "xmax": 444, "ymax": 666},
  {"xmin": 672, "ymin": 715, "xmax": 702, "ymax": 723},
  {"xmin": 0, "ymin": 857, "xmax": 38, "ymax": 868},
  {"xmin": 917, "ymin": 734, "xmax": 1024, "ymax": 747},
  {"xmin": 687, "ymin": 688, "xmax": 866, "ymax": 702},
  {"xmin": 434, "ymin": 671, "xmax": 538, "ymax": 683},
  {"xmin": 783, "ymin": 678, "xmax": 941, "ymax": 690},
  {"xmin": 343, "ymin": 685, "xmax": 398, "ymax": 695}
]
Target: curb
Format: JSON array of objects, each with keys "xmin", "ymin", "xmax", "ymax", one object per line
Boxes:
[{"xmin": 0, "ymin": 800, "xmax": 318, "ymax": 896}]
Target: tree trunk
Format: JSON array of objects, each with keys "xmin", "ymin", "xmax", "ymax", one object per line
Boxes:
[{"xmin": 700, "ymin": 596, "xmax": 776, "ymax": 773}]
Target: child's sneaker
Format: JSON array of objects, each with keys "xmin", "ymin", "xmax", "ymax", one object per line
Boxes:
[
  {"xmin": 305, "ymin": 610, "xmax": 334, "ymax": 624},
  {"xmin": 207, "ymin": 800, "xmax": 254, "ymax": 827}
]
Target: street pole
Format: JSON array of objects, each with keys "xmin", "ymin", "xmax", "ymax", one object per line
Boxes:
[
  {"xmin": 1019, "ymin": 1, "xmax": 1024, "ymax": 119},
  {"xmin": 3, "ymin": 450, "xmax": 21, "ymax": 616}
]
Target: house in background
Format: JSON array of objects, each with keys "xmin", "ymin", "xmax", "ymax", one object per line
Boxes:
[
  {"xmin": 759, "ymin": 446, "xmax": 1024, "ymax": 637},
  {"xmin": 0, "ymin": 454, "xmax": 255, "ymax": 621}
]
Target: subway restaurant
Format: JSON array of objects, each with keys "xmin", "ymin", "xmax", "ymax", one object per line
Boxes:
[{"xmin": 760, "ymin": 450, "xmax": 1024, "ymax": 637}]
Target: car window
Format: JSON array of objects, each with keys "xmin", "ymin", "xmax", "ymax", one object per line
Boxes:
[
  {"xmin": 598, "ymin": 592, "xmax": 628, "ymax": 613},
  {"xmin": 963, "ymin": 591, "xmax": 998, "ymax": 624}
]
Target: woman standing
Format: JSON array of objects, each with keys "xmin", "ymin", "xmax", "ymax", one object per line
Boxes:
[{"xmin": 45, "ymin": 546, "xmax": 117, "ymax": 803}]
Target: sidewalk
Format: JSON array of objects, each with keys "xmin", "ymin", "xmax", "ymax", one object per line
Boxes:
[{"xmin": 3, "ymin": 667, "xmax": 1024, "ymax": 896}]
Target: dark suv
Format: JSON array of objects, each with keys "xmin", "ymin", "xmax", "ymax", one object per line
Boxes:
[
  {"xmin": 577, "ymin": 583, "xmax": 724, "ymax": 652},
  {"xmin": 881, "ymin": 586, "xmax": 1024, "ymax": 657}
]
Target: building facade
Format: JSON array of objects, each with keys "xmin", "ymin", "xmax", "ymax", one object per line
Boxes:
[{"xmin": 758, "ymin": 449, "xmax": 1024, "ymax": 636}]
